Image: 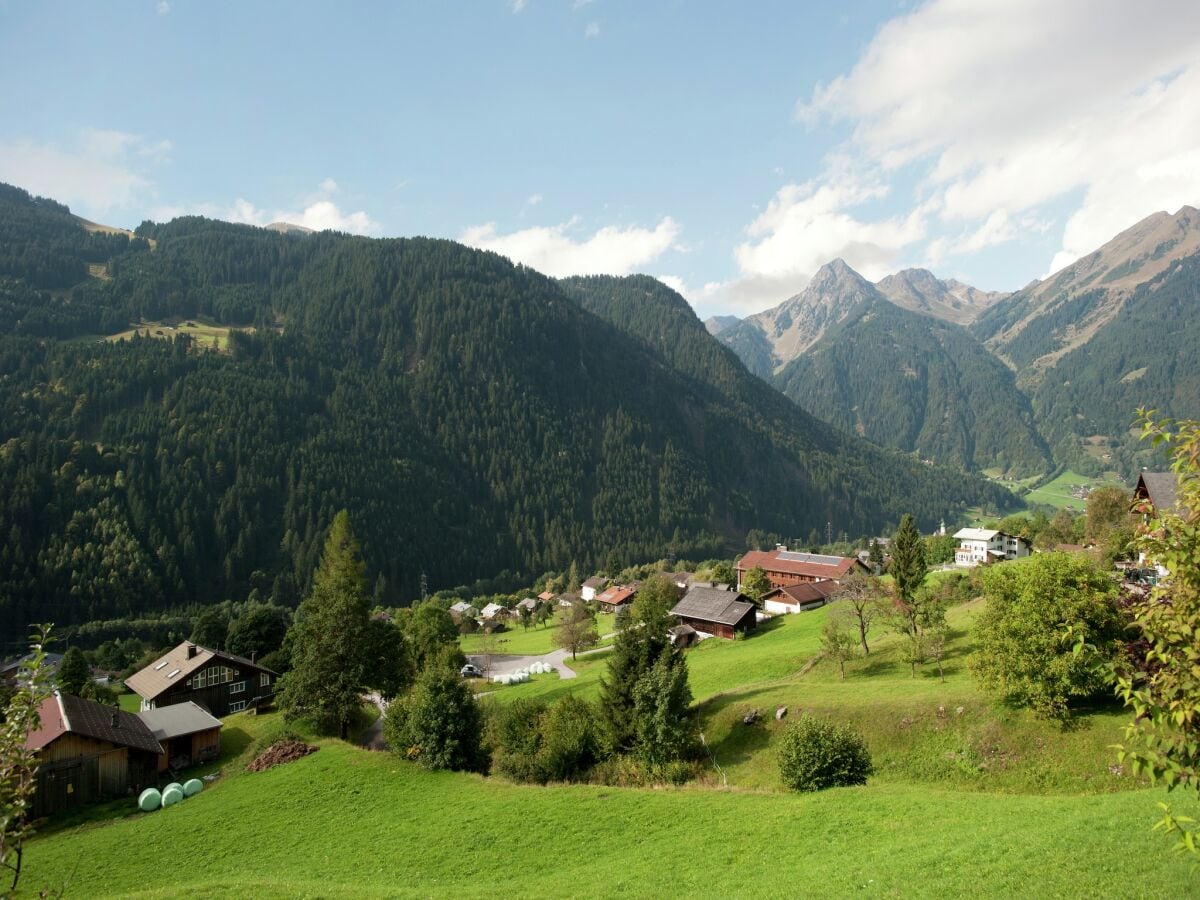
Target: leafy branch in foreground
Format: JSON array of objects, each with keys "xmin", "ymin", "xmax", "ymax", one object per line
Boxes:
[
  {"xmin": 1, "ymin": 625, "xmax": 56, "ymax": 898},
  {"xmin": 1115, "ymin": 412, "xmax": 1200, "ymax": 857}
]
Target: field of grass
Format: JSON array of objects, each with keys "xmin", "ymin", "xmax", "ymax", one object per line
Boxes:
[
  {"xmin": 22, "ymin": 724, "xmax": 1197, "ymax": 898},
  {"xmin": 69, "ymin": 317, "xmax": 242, "ymax": 351},
  {"xmin": 24, "ymin": 600, "xmax": 1199, "ymax": 897},
  {"xmin": 1023, "ymin": 469, "xmax": 1127, "ymax": 511}
]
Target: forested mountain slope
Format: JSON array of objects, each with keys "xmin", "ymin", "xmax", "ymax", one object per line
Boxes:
[
  {"xmin": 973, "ymin": 205, "xmax": 1200, "ymax": 471},
  {"xmin": 0, "ymin": 185, "xmax": 1012, "ymax": 641},
  {"xmin": 772, "ymin": 298, "xmax": 1049, "ymax": 475}
]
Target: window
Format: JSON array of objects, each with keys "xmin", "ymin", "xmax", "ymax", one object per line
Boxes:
[
  {"xmin": 229, "ymin": 681, "xmax": 245, "ymax": 694},
  {"xmin": 153, "ymin": 661, "xmax": 168, "ymax": 671},
  {"xmin": 228, "ymin": 700, "xmax": 247, "ymax": 713},
  {"xmin": 260, "ymin": 673, "xmax": 271, "ymax": 687},
  {"xmin": 167, "ymin": 668, "xmax": 181, "ymax": 679}
]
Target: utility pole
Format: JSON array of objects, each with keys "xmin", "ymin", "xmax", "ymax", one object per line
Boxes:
[
  {"xmin": 419, "ymin": 571, "xmax": 428, "ymax": 602},
  {"xmin": 826, "ymin": 521, "xmax": 832, "ymax": 546}
]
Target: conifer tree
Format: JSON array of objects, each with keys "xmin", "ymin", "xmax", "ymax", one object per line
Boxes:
[{"xmin": 278, "ymin": 511, "xmax": 397, "ymax": 737}]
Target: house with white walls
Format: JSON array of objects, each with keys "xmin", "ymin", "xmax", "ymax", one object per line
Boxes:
[{"xmin": 953, "ymin": 528, "xmax": 1030, "ymax": 567}]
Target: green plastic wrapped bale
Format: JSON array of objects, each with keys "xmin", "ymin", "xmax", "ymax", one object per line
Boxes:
[
  {"xmin": 138, "ymin": 788, "xmax": 162, "ymax": 812},
  {"xmin": 183, "ymin": 778, "xmax": 203, "ymax": 797},
  {"xmin": 164, "ymin": 781, "xmax": 183, "ymax": 795},
  {"xmin": 161, "ymin": 786, "xmax": 184, "ymax": 808}
]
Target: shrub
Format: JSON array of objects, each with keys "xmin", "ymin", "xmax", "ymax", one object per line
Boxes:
[
  {"xmin": 385, "ymin": 667, "xmax": 486, "ymax": 772},
  {"xmin": 538, "ymin": 695, "xmax": 603, "ymax": 782},
  {"xmin": 777, "ymin": 715, "xmax": 873, "ymax": 792},
  {"xmin": 490, "ymin": 698, "xmax": 548, "ymax": 783}
]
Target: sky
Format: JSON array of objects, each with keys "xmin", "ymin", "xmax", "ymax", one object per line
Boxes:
[{"xmin": 2, "ymin": 0, "xmax": 1200, "ymax": 318}]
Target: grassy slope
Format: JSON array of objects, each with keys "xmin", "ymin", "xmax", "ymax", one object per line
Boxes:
[
  {"xmin": 1023, "ymin": 469, "xmax": 1127, "ymax": 511},
  {"xmin": 22, "ymin": 730, "xmax": 1196, "ymax": 899},
  {"xmin": 24, "ymin": 603, "xmax": 1200, "ymax": 897}
]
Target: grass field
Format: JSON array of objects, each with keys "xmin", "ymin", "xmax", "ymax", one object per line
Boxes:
[
  {"xmin": 1022, "ymin": 469, "xmax": 1127, "ymax": 511},
  {"xmin": 23, "ymin": 598, "xmax": 1199, "ymax": 897},
  {"xmin": 21, "ymin": 724, "xmax": 1197, "ymax": 898},
  {"xmin": 68, "ymin": 317, "xmax": 242, "ymax": 351}
]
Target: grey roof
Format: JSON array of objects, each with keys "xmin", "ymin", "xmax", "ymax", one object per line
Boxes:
[
  {"xmin": 1137, "ymin": 472, "xmax": 1181, "ymax": 516},
  {"xmin": 670, "ymin": 586, "xmax": 756, "ymax": 626},
  {"xmin": 777, "ymin": 550, "xmax": 845, "ymax": 566},
  {"xmin": 582, "ymin": 576, "xmax": 607, "ymax": 589},
  {"xmin": 137, "ymin": 701, "xmax": 223, "ymax": 741},
  {"xmin": 516, "ymin": 598, "xmax": 539, "ymax": 611},
  {"xmin": 60, "ymin": 692, "xmax": 163, "ymax": 754}
]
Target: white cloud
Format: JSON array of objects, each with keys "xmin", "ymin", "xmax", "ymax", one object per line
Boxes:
[
  {"xmin": 215, "ymin": 191, "xmax": 379, "ymax": 235},
  {"xmin": 526, "ymin": 193, "xmax": 543, "ymax": 206},
  {"xmin": 156, "ymin": 0, "xmax": 170, "ymax": 14},
  {"xmin": 318, "ymin": 177, "xmax": 338, "ymax": 194},
  {"xmin": 460, "ymin": 216, "xmax": 682, "ymax": 277},
  {"xmin": 0, "ymin": 129, "xmax": 167, "ymax": 215},
  {"xmin": 793, "ymin": 0, "xmax": 1200, "ymax": 277},
  {"xmin": 584, "ymin": 21, "xmax": 600, "ymax": 39},
  {"xmin": 509, "ymin": 0, "xmax": 527, "ymax": 12}
]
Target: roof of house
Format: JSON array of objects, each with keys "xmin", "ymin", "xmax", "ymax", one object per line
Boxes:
[
  {"xmin": 1136, "ymin": 472, "xmax": 1181, "ymax": 516},
  {"xmin": 137, "ymin": 701, "xmax": 223, "ymax": 742},
  {"xmin": 1, "ymin": 651, "xmax": 64, "ymax": 680},
  {"xmin": 955, "ymin": 527, "xmax": 999, "ymax": 541},
  {"xmin": 596, "ymin": 584, "xmax": 637, "ymax": 606},
  {"xmin": 516, "ymin": 597, "xmax": 539, "ymax": 611},
  {"xmin": 737, "ymin": 549, "xmax": 863, "ymax": 579},
  {"xmin": 449, "ymin": 601, "xmax": 475, "ymax": 615},
  {"xmin": 671, "ymin": 586, "xmax": 756, "ymax": 627},
  {"xmin": 125, "ymin": 642, "xmax": 277, "ymax": 701},
  {"xmin": 582, "ymin": 576, "xmax": 608, "ymax": 590},
  {"xmin": 480, "ymin": 602, "xmax": 507, "ymax": 618},
  {"xmin": 536, "ymin": 591, "xmax": 556, "ymax": 602},
  {"xmin": 763, "ymin": 581, "xmax": 842, "ymax": 605},
  {"xmin": 26, "ymin": 691, "xmax": 163, "ymax": 755},
  {"xmin": 661, "ymin": 572, "xmax": 693, "ymax": 586}
]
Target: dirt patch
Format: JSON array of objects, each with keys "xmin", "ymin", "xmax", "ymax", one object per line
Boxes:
[{"xmin": 247, "ymin": 740, "xmax": 318, "ymax": 772}]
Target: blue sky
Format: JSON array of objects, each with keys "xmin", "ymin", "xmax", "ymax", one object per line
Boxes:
[{"xmin": 2, "ymin": 1, "xmax": 1199, "ymax": 317}]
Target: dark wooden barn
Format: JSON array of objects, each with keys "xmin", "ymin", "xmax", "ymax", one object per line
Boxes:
[
  {"xmin": 26, "ymin": 692, "xmax": 162, "ymax": 818},
  {"xmin": 669, "ymin": 586, "xmax": 758, "ymax": 640},
  {"xmin": 125, "ymin": 642, "xmax": 278, "ymax": 717}
]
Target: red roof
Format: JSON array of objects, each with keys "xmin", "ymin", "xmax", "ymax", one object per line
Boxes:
[
  {"xmin": 596, "ymin": 584, "xmax": 637, "ymax": 606},
  {"xmin": 737, "ymin": 549, "xmax": 864, "ymax": 579},
  {"xmin": 25, "ymin": 694, "xmax": 68, "ymax": 751}
]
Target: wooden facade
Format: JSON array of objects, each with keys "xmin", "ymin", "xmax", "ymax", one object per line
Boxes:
[
  {"xmin": 32, "ymin": 733, "xmax": 158, "ymax": 818},
  {"xmin": 126, "ymin": 643, "xmax": 278, "ymax": 718}
]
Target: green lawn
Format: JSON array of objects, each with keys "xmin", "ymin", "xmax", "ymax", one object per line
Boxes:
[
  {"xmin": 459, "ymin": 610, "xmax": 619, "ymax": 657},
  {"xmin": 1023, "ymin": 469, "xmax": 1127, "ymax": 511},
  {"xmin": 22, "ymin": 733, "xmax": 1197, "ymax": 898}
]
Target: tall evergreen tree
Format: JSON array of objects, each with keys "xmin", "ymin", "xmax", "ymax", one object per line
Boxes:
[
  {"xmin": 599, "ymin": 586, "xmax": 676, "ymax": 751},
  {"xmin": 277, "ymin": 511, "xmax": 374, "ymax": 737},
  {"xmin": 57, "ymin": 646, "xmax": 90, "ymax": 696},
  {"xmin": 890, "ymin": 515, "xmax": 927, "ymax": 607}
]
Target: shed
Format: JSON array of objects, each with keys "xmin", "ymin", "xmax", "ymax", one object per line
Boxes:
[
  {"xmin": 762, "ymin": 580, "xmax": 842, "ymax": 615},
  {"xmin": 26, "ymin": 692, "xmax": 162, "ymax": 817},
  {"xmin": 137, "ymin": 701, "xmax": 223, "ymax": 773}
]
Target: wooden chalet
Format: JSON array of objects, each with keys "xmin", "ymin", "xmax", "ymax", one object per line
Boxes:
[
  {"xmin": 125, "ymin": 642, "xmax": 278, "ymax": 718},
  {"xmin": 137, "ymin": 701, "xmax": 223, "ymax": 773},
  {"xmin": 670, "ymin": 585, "xmax": 757, "ymax": 639},
  {"xmin": 1134, "ymin": 471, "xmax": 1182, "ymax": 518},
  {"xmin": 595, "ymin": 583, "xmax": 637, "ymax": 612},
  {"xmin": 26, "ymin": 691, "xmax": 162, "ymax": 817},
  {"xmin": 736, "ymin": 548, "xmax": 868, "ymax": 592},
  {"xmin": 536, "ymin": 590, "xmax": 557, "ymax": 604},
  {"xmin": 762, "ymin": 580, "xmax": 842, "ymax": 615},
  {"xmin": 580, "ymin": 576, "xmax": 607, "ymax": 602}
]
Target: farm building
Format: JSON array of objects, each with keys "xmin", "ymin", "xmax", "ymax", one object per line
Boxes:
[
  {"xmin": 670, "ymin": 585, "xmax": 757, "ymax": 639},
  {"xmin": 736, "ymin": 549, "xmax": 868, "ymax": 592},
  {"xmin": 137, "ymin": 701, "xmax": 223, "ymax": 773},
  {"xmin": 762, "ymin": 580, "xmax": 842, "ymax": 615},
  {"xmin": 26, "ymin": 691, "xmax": 162, "ymax": 817},
  {"xmin": 595, "ymin": 583, "xmax": 638, "ymax": 612},
  {"xmin": 448, "ymin": 601, "xmax": 478, "ymax": 622},
  {"xmin": 1134, "ymin": 471, "xmax": 1181, "ymax": 517},
  {"xmin": 479, "ymin": 602, "xmax": 509, "ymax": 622},
  {"xmin": 952, "ymin": 529, "xmax": 1030, "ymax": 567},
  {"xmin": 125, "ymin": 642, "xmax": 278, "ymax": 717}
]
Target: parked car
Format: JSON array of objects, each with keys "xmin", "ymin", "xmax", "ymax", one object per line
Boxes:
[{"xmin": 460, "ymin": 663, "xmax": 483, "ymax": 678}]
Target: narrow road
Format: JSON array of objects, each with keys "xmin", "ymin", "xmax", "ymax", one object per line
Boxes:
[{"xmin": 359, "ymin": 692, "xmax": 388, "ymax": 750}]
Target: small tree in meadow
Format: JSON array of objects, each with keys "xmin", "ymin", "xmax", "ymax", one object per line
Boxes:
[
  {"xmin": 820, "ymin": 611, "xmax": 857, "ymax": 680},
  {"xmin": 554, "ymin": 602, "xmax": 599, "ymax": 661},
  {"xmin": 839, "ymin": 571, "xmax": 885, "ymax": 656},
  {"xmin": 385, "ymin": 665, "xmax": 486, "ymax": 772},
  {"xmin": 777, "ymin": 715, "xmax": 872, "ymax": 792},
  {"xmin": 741, "ymin": 566, "xmax": 770, "ymax": 607}
]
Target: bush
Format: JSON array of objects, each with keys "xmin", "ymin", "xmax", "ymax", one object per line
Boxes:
[
  {"xmin": 490, "ymin": 698, "xmax": 548, "ymax": 783},
  {"xmin": 538, "ymin": 695, "xmax": 603, "ymax": 782},
  {"xmin": 777, "ymin": 715, "xmax": 873, "ymax": 792},
  {"xmin": 384, "ymin": 667, "xmax": 486, "ymax": 772}
]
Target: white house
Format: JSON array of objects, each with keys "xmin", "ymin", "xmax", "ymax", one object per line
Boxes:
[
  {"xmin": 581, "ymin": 576, "xmax": 607, "ymax": 602},
  {"xmin": 953, "ymin": 528, "xmax": 1030, "ymax": 567}
]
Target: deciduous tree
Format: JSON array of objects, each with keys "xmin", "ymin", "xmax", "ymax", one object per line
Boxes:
[
  {"xmin": 820, "ymin": 612, "xmax": 857, "ymax": 680},
  {"xmin": 554, "ymin": 602, "xmax": 598, "ymax": 661},
  {"xmin": 741, "ymin": 566, "xmax": 770, "ymax": 607}
]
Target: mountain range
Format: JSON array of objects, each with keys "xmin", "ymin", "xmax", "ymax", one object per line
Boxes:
[
  {"xmin": 714, "ymin": 206, "xmax": 1200, "ymax": 478},
  {"xmin": 0, "ymin": 182, "xmax": 1011, "ymax": 642}
]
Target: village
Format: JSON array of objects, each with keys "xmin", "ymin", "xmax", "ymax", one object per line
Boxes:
[{"xmin": 7, "ymin": 470, "xmax": 1181, "ymax": 823}]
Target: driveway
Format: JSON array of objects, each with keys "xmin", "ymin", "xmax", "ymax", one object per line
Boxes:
[
  {"xmin": 359, "ymin": 692, "xmax": 388, "ymax": 750},
  {"xmin": 467, "ymin": 647, "xmax": 586, "ymax": 680}
]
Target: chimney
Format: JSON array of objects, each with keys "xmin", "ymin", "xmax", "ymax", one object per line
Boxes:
[
  {"xmin": 111, "ymin": 712, "xmax": 119, "ymax": 727},
  {"xmin": 187, "ymin": 644, "xmax": 197, "ymax": 659}
]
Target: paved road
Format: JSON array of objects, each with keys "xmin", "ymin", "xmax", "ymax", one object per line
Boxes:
[
  {"xmin": 360, "ymin": 692, "xmax": 388, "ymax": 750},
  {"xmin": 467, "ymin": 648, "xmax": 578, "ymax": 679}
]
